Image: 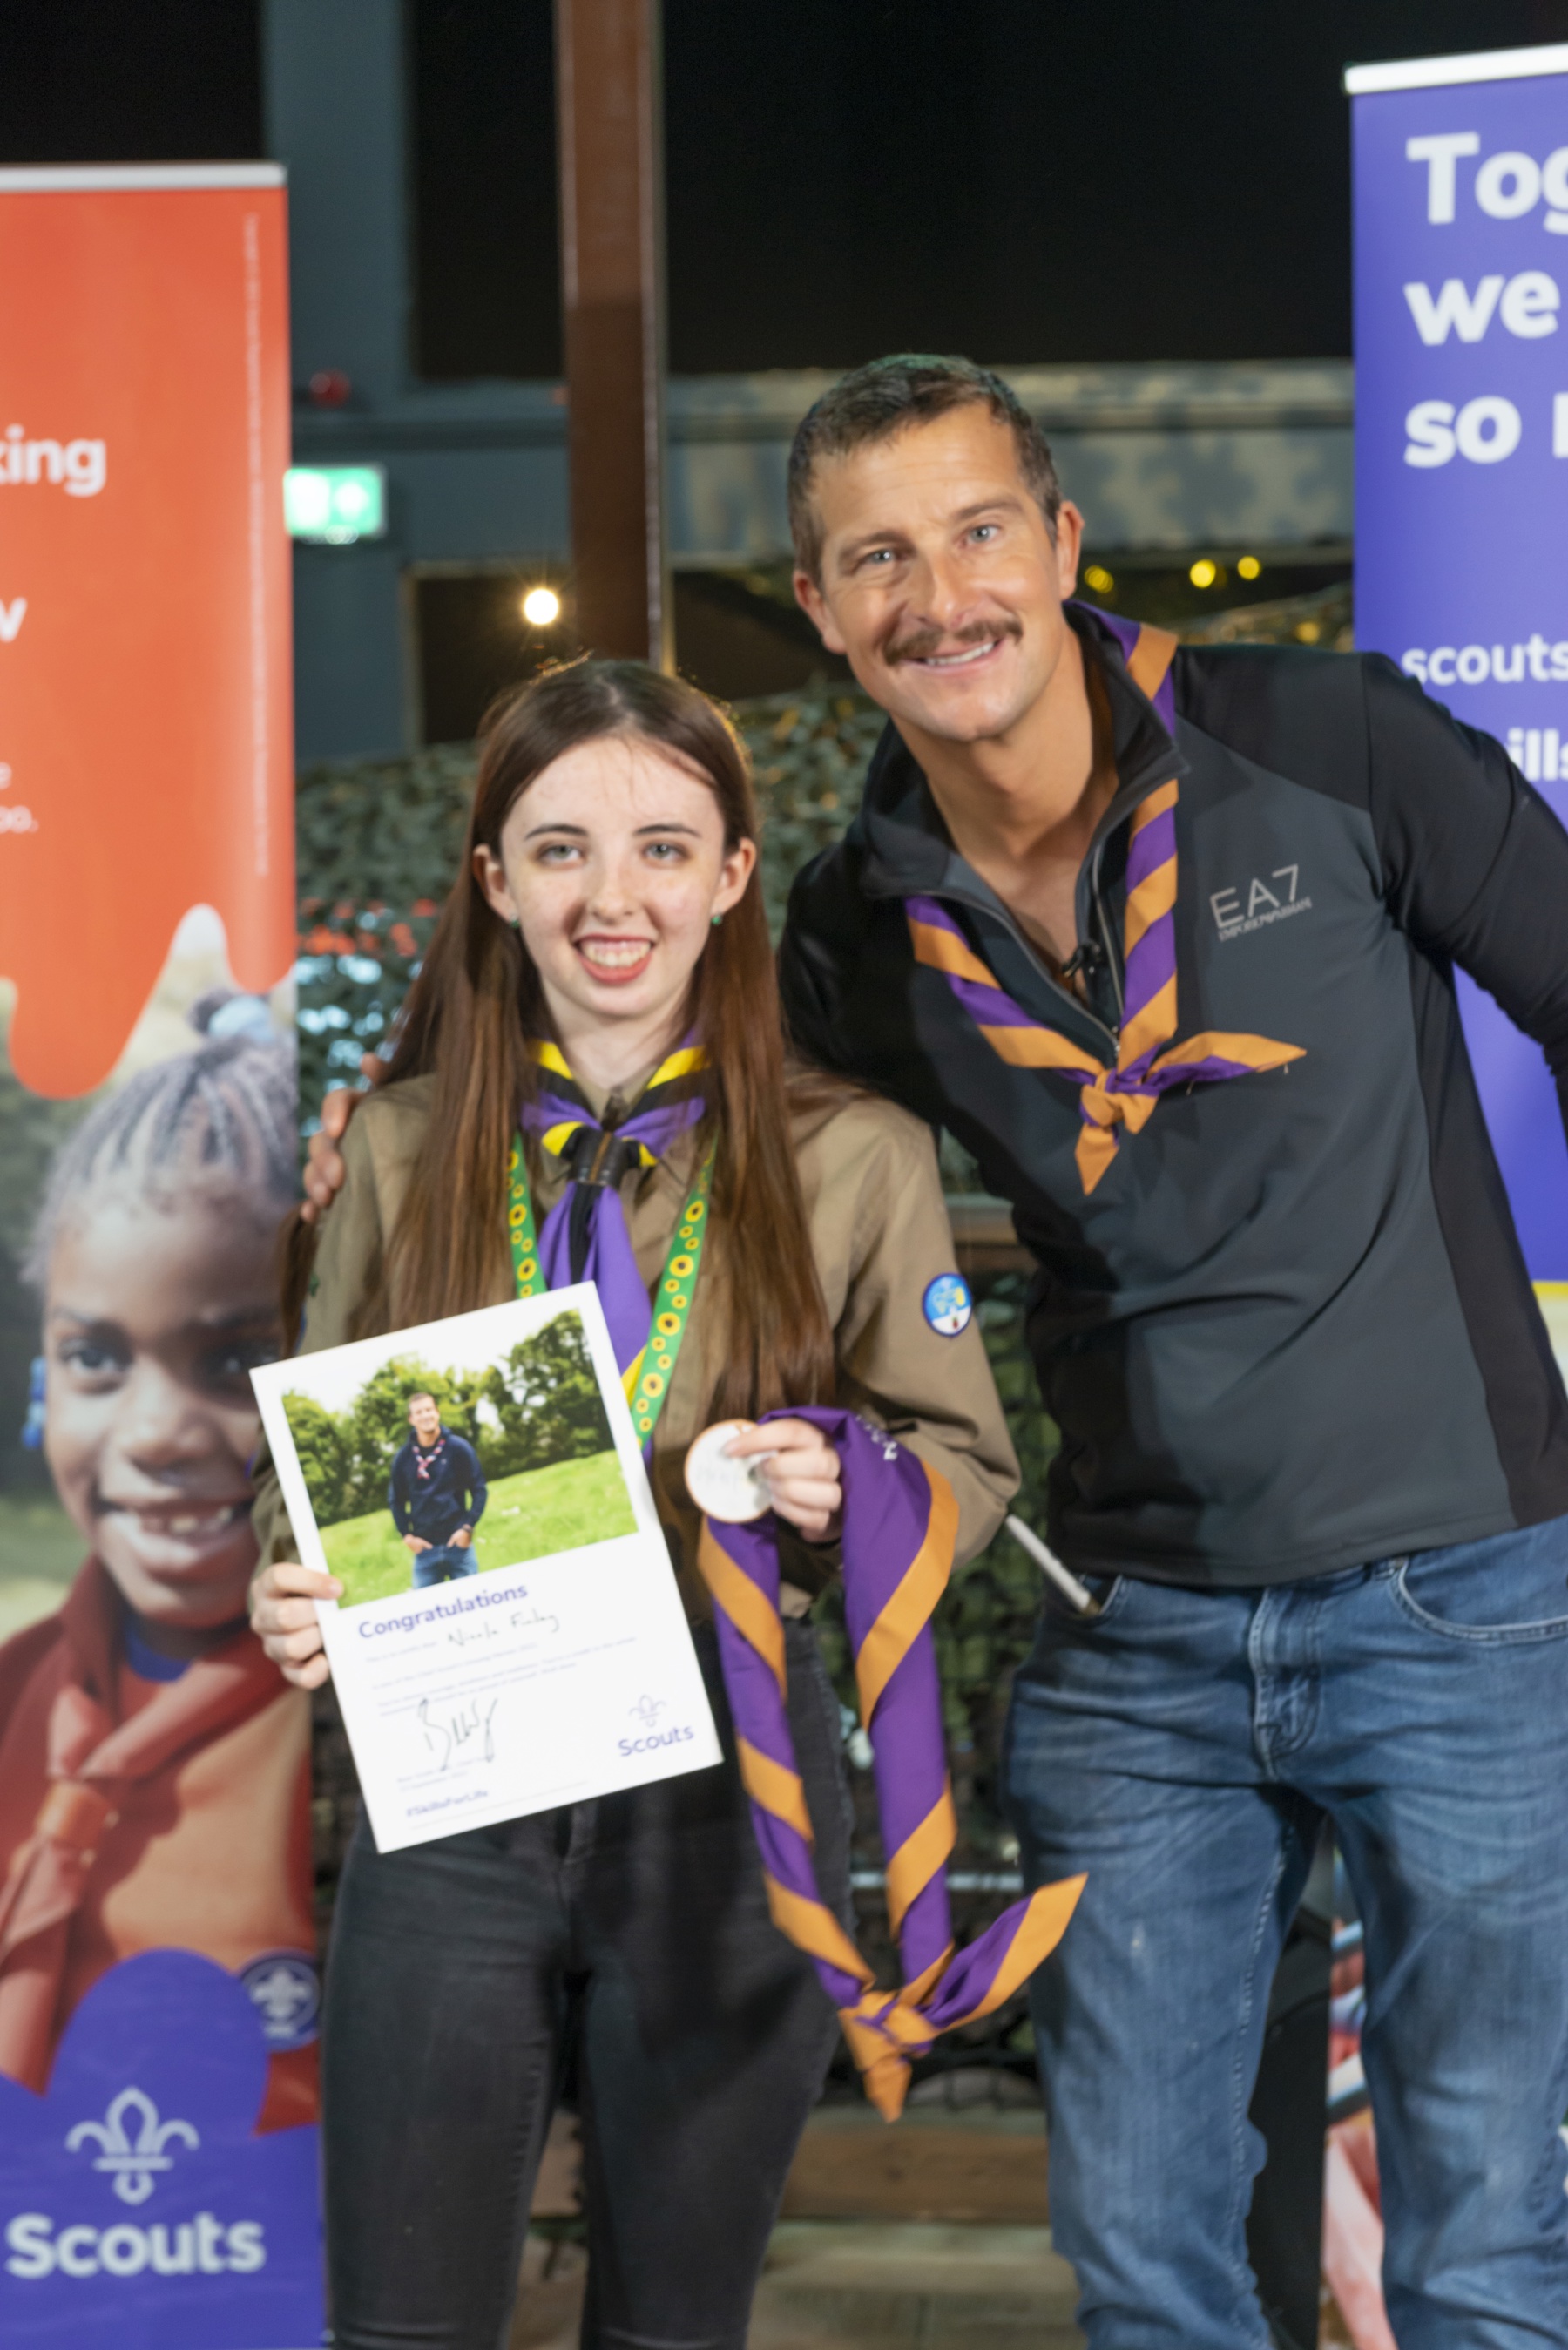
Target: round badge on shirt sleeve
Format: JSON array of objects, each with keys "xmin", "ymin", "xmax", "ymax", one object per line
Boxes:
[
  {"xmin": 685, "ymin": 1419, "xmax": 774, "ymax": 1522},
  {"xmin": 923, "ymin": 1271, "xmax": 973, "ymax": 1338},
  {"xmin": 239, "ymin": 1950, "xmax": 321, "ymax": 2050}
]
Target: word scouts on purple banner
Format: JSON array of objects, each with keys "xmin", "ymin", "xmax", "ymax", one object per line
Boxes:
[{"xmin": 0, "ymin": 1950, "xmax": 322, "ymax": 2348}]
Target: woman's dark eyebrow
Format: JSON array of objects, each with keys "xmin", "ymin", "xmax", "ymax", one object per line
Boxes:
[{"xmin": 522, "ymin": 818, "xmax": 702, "ymax": 839}]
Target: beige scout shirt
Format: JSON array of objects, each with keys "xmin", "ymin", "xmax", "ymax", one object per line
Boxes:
[{"xmin": 253, "ymin": 1073, "xmax": 1018, "ymax": 1620}]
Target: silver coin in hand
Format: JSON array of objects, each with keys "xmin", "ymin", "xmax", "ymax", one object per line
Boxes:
[{"xmin": 685, "ymin": 1419, "xmax": 774, "ymax": 1523}]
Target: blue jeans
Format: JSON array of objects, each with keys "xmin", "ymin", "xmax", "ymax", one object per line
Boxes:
[
  {"xmin": 1004, "ymin": 1519, "xmax": 1568, "ymax": 2350},
  {"xmin": 411, "ymin": 1540, "xmax": 476, "ymax": 1587}
]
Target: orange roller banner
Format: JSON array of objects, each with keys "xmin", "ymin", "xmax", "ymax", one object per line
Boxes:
[
  {"xmin": 0, "ymin": 166, "xmax": 322, "ymax": 2348},
  {"xmin": 0, "ymin": 165, "xmax": 294, "ymax": 1098}
]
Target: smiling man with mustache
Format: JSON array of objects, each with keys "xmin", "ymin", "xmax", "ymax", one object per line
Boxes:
[
  {"xmin": 779, "ymin": 356, "xmax": 1568, "ymax": 2350},
  {"xmin": 299, "ymin": 356, "xmax": 1568, "ymax": 2347}
]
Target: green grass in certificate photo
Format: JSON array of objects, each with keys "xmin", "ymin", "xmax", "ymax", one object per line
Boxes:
[
  {"xmin": 318, "ymin": 1451, "xmax": 636, "ymax": 1608},
  {"xmin": 277, "ymin": 1304, "xmax": 639, "ymax": 1608}
]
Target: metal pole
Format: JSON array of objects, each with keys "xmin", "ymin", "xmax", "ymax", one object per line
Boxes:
[
  {"xmin": 1005, "ymin": 1513, "xmax": 1098, "ymax": 1613},
  {"xmin": 553, "ymin": 0, "xmax": 670, "ymax": 667}
]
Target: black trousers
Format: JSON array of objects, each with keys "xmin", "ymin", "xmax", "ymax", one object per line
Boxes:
[{"xmin": 322, "ymin": 1623, "xmax": 852, "ymax": 2350}]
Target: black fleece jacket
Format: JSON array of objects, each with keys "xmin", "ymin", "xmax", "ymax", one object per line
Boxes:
[{"xmin": 779, "ymin": 605, "xmax": 1568, "ymax": 1585}]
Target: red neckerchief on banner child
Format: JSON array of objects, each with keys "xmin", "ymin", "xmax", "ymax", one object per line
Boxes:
[
  {"xmin": 698, "ymin": 1408, "xmax": 1084, "ymax": 2121},
  {"xmin": 0, "ymin": 1562, "xmax": 283, "ymax": 2090}
]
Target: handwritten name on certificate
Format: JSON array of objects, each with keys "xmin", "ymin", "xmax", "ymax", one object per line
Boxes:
[{"xmin": 252, "ymin": 1283, "xmax": 720, "ymax": 1852}]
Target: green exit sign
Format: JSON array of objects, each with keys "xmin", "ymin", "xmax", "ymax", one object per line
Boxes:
[{"xmin": 283, "ymin": 465, "xmax": 387, "ymax": 544}]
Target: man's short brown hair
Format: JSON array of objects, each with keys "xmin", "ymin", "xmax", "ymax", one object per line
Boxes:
[{"xmin": 787, "ymin": 354, "xmax": 1064, "ymax": 586}]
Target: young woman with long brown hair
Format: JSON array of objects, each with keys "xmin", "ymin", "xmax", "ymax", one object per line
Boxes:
[{"xmin": 249, "ymin": 659, "xmax": 1017, "ymax": 2350}]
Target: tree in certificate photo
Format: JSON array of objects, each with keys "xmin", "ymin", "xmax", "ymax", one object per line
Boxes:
[{"xmin": 279, "ymin": 1307, "xmax": 634, "ymax": 1608}]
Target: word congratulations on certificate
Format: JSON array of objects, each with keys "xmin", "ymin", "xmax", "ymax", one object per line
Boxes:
[{"xmin": 251, "ymin": 1283, "xmax": 720, "ymax": 1852}]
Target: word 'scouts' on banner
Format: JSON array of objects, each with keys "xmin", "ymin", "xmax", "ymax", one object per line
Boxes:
[{"xmin": 0, "ymin": 165, "xmax": 294, "ymax": 1098}]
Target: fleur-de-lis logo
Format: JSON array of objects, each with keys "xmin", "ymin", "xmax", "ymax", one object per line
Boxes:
[
  {"xmin": 65, "ymin": 2087, "xmax": 200, "ymax": 2205},
  {"xmin": 630, "ymin": 1693, "xmax": 667, "ymax": 1731},
  {"xmin": 241, "ymin": 1953, "xmax": 321, "ymax": 2045}
]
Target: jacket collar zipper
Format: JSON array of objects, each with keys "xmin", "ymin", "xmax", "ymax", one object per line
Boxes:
[
  {"xmin": 871, "ymin": 746, "xmax": 1180, "ymax": 1061},
  {"xmin": 860, "ymin": 628, "xmax": 1186, "ymax": 1060},
  {"xmin": 896, "ymin": 861, "xmax": 1121, "ymax": 1054}
]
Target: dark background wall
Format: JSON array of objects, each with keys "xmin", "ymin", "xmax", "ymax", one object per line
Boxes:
[
  {"xmin": 0, "ymin": 0, "xmax": 263, "ymax": 164},
  {"xmin": 657, "ymin": 0, "xmax": 1568, "ymax": 369},
  {"xmin": 7, "ymin": 0, "xmax": 1568, "ymax": 376}
]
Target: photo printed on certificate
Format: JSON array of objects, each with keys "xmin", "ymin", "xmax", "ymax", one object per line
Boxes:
[{"xmin": 252, "ymin": 1283, "xmax": 720, "ymax": 1851}]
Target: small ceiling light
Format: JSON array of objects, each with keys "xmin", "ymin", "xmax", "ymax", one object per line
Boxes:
[
  {"xmin": 1237, "ymin": 554, "xmax": 1261, "ymax": 580},
  {"xmin": 1189, "ymin": 559, "xmax": 1219, "ymax": 590},
  {"xmin": 522, "ymin": 586, "xmax": 562, "ymax": 627},
  {"xmin": 1083, "ymin": 565, "xmax": 1115, "ymax": 594}
]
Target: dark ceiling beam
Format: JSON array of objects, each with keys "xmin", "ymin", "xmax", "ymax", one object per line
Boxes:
[{"xmin": 554, "ymin": 0, "xmax": 670, "ymax": 668}]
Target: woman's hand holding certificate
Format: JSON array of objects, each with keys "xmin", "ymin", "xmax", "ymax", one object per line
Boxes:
[{"xmin": 250, "ymin": 1559, "xmax": 340, "ymax": 1689}]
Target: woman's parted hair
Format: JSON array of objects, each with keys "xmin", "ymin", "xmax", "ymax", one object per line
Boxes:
[{"xmin": 368, "ymin": 658, "xmax": 837, "ymax": 1422}]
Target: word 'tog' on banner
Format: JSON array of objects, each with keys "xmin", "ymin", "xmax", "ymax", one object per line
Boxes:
[{"xmin": 1348, "ymin": 43, "xmax": 1568, "ymax": 1277}]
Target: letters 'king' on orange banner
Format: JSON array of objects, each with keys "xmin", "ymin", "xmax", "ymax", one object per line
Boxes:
[{"xmin": 0, "ymin": 166, "xmax": 294, "ymax": 1098}]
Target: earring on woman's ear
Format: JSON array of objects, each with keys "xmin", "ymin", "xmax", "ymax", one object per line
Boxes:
[
  {"xmin": 508, "ymin": 914, "xmax": 521, "ymax": 930},
  {"xmin": 711, "ymin": 911, "xmax": 724, "ymax": 928}
]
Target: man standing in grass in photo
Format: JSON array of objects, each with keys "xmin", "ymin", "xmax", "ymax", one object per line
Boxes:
[{"xmin": 388, "ymin": 1393, "xmax": 487, "ymax": 1588}]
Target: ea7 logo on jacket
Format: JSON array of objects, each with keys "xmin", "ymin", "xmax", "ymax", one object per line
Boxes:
[{"xmin": 1210, "ymin": 865, "xmax": 1312, "ymax": 940}]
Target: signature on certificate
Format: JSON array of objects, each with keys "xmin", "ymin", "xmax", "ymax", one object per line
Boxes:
[
  {"xmin": 445, "ymin": 1605, "xmax": 559, "ymax": 1651},
  {"xmin": 511, "ymin": 1603, "xmax": 561, "ymax": 1638},
  {"xmin": 418, "ymin": 1693, "xmax": 501, "ymax": 1771}
]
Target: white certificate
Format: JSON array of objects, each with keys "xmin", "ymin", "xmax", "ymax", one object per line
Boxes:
[{"xmin": 251, "ymin": 1283, "xmax": 721, "ymax": 1852}]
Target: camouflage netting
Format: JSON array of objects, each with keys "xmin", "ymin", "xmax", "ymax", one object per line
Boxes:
[{"xmin": 1179, "ymin": 576, "xmax": 1352, "ymax": 651}]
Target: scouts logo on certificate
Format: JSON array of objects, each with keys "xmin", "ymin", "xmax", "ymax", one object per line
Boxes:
[{"xmin": 922, "ymin": 1272, "xmax": 973, "ymax": 1337}]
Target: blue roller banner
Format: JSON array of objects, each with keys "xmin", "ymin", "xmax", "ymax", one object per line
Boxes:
[{"xmin": 1350, "ymin": 44, "xmax": 1568, "ymax": 1278}]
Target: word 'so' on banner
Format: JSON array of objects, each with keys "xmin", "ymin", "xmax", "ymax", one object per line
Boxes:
[
  {"xmin": 0, "ymin": 166, "xmax": 321, "ymax": 2346},
  {"xmin": 1349, "ymin": 44, "xmax": 1568, "ymax": 1277}
]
